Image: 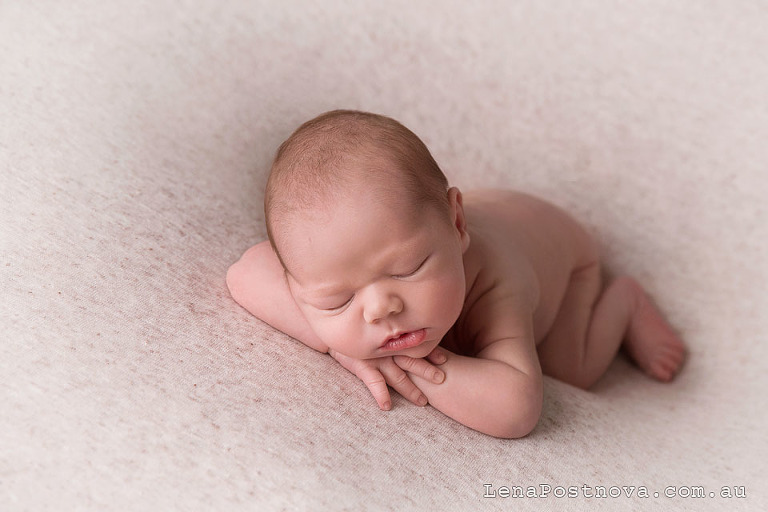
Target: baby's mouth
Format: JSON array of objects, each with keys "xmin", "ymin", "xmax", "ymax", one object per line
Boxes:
[{"xmin": 380, "ymin": 329, "xmax": 427, "ymax": 351}]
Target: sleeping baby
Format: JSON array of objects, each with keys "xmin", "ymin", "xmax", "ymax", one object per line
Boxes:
[{"xmin": 226, "ymin": 110, "xmax": 686, "ymax": 438}]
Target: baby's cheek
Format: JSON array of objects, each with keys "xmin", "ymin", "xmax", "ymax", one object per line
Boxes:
[
  {"xmin": 427, "ymin": 275, "xmax": 464, "ymax": 323},
  {"xmin": 314, "ymin": 316, "xmax": 365, "ymax": 357},
  {"xmin": 303, "ymin": 315, "xmax": 332, "ymax": 345}
]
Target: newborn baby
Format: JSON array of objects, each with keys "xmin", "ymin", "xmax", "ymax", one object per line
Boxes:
[{"xmin": 227, "ymin": 110, "xmax": 686, "ymax": 438}]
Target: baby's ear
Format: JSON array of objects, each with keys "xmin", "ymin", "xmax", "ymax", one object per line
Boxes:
[{"xmin": 448, "ymin": 187, "xmax": 470, "ymax": 253}]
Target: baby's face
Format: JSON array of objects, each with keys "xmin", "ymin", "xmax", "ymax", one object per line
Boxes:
[{"xmin": 278, "ymin": 185, "xmax": 468, "ymax": 360}]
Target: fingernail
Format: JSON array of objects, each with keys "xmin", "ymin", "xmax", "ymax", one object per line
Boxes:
[
  {"xmin": 417, "ymin": 395, "xmax": 428, "ymax": 406},
  {"xmin": 433, "ymin": 370, "xmax": 445, "ymax": 384},
  {"xmin": 382, "ymin": 401, "xmax": 391, "ymax": 411}
]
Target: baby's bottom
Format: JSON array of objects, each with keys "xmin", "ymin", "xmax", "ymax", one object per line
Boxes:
[{"xmin": 536, "ymin": 263, "xmax": 686, "ymax": 389}]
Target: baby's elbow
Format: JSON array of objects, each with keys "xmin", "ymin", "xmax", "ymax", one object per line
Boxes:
[
  {"xmin": 226, "ymin": 243, "xmax": 270, "ymax": 305},
  {"xmin": 226, "ymin": 259, "xmax": 246, "ymax": 303},
  {"xmin": 492, "ymin": 408, "xmax": 541, "ymax": 440},
  {"xmin": 489, "ymin": 382, "xmax": 543, "ymax": 439},
  {"xmin": 498, "ymin": 410, "xmax": 540, "ymax": 440}
]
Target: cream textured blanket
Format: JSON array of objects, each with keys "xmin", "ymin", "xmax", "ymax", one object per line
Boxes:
[{"xmin": 2, "ymin": 1, "xmax": 766, "ymax": 510}]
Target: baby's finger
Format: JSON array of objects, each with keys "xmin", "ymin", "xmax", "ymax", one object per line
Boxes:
[
  {"xmin": 380, "ymin": 360, "xmax": 429, "ymax": 407},
  {"xmin": 355, "ymin": 364, "xmax": 393, "ymax": 411},
  {"xmin": 393, "ymin": 354, "xmax": 445, "ymax": 384}
]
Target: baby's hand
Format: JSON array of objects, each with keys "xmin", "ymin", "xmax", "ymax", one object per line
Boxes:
[{"xmin": 329, "ymin": 348, "xmax": 446, "ymax": 411}]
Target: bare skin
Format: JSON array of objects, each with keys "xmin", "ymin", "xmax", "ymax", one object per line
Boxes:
[{"xmin": 227, "ymin": 187, "xmax": 686, "ymax": 438}]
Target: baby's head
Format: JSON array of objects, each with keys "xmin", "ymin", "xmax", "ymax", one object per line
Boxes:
[
  {"xmin": 265, "ymin": 110, "xmax": 469, "ymax": 359},
  {"xmin": 265, "ymin": 110, "xmax": 451, "ymax": 264}
]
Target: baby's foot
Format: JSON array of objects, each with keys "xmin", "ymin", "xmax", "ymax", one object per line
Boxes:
[{"xmin": 622, "ymin": 280, "xmax": 686, "ymax": 382}]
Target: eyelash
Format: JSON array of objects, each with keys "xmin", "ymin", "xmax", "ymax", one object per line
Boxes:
[
  {"xmin": 394, "ymin": 256, "xmax": 429, "ymax": 279},
  {"xmin": 324, "ymin": 296, "xmax": 353, "ymax": 312},
  {"xmin": 320, "ymin": 256, "xmax": 429, "ymax": 312}
]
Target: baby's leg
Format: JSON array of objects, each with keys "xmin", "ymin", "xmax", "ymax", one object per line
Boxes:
[{"xmin": 537, "ymin": 263, "xmax": 685, "ymax": 389}]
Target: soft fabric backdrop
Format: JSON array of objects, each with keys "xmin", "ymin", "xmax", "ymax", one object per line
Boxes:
[{"xmin": 2, "ymin": 1, "xmax": 766, "ymax": 510}]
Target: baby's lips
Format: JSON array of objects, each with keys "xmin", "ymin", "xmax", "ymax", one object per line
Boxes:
[{"xmin": 380, "ymin": 329, "xmax": 427, "ymax": 351}]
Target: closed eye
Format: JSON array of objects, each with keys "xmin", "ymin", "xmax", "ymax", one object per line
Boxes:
[
  {"xmin": 322, "ymin": 296, "xmax": 353, "ymax": 312},
  {"xmin": 393, "ymin": 255, "xmax": 429, "ymax": 279}
]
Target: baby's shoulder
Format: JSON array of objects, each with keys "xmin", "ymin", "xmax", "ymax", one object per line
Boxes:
[
  {"xmin": 461, "ymin": 189, "xmax": 541, "ymax": 270},
  {"xmin": 451, "ymin": 226, "xmax": 539, "ymax": 355},
  {"xmin": 462, "ymin": 188, "xmax": 560, "ymax": 223},
  {"xmin": 462, "ymin": 187, "xmax": 595, "ymax": 272},
  {"xmin": 458, "ymin": 189, "xmax": 549, "ymax": 312},
  {"xmin": 460, "ymin": 217, "xmax": 540, "ymax": 313}
]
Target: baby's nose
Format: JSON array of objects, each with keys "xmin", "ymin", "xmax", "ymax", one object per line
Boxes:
[{"xmin": 363, "ymin": 290, "xmax": 403, "ymax": 324}]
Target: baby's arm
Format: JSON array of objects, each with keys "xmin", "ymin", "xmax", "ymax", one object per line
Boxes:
[
  {"xmin": 226, "ymin": 241, "xmax": 445, "ymax": 409},
  {"xmin": 227, "ymin": 242, "xmax": 327, "ymax": 352},
  {"xmin": 400, "ymin": 291, "xmax": 543, "ymax": 438}
]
